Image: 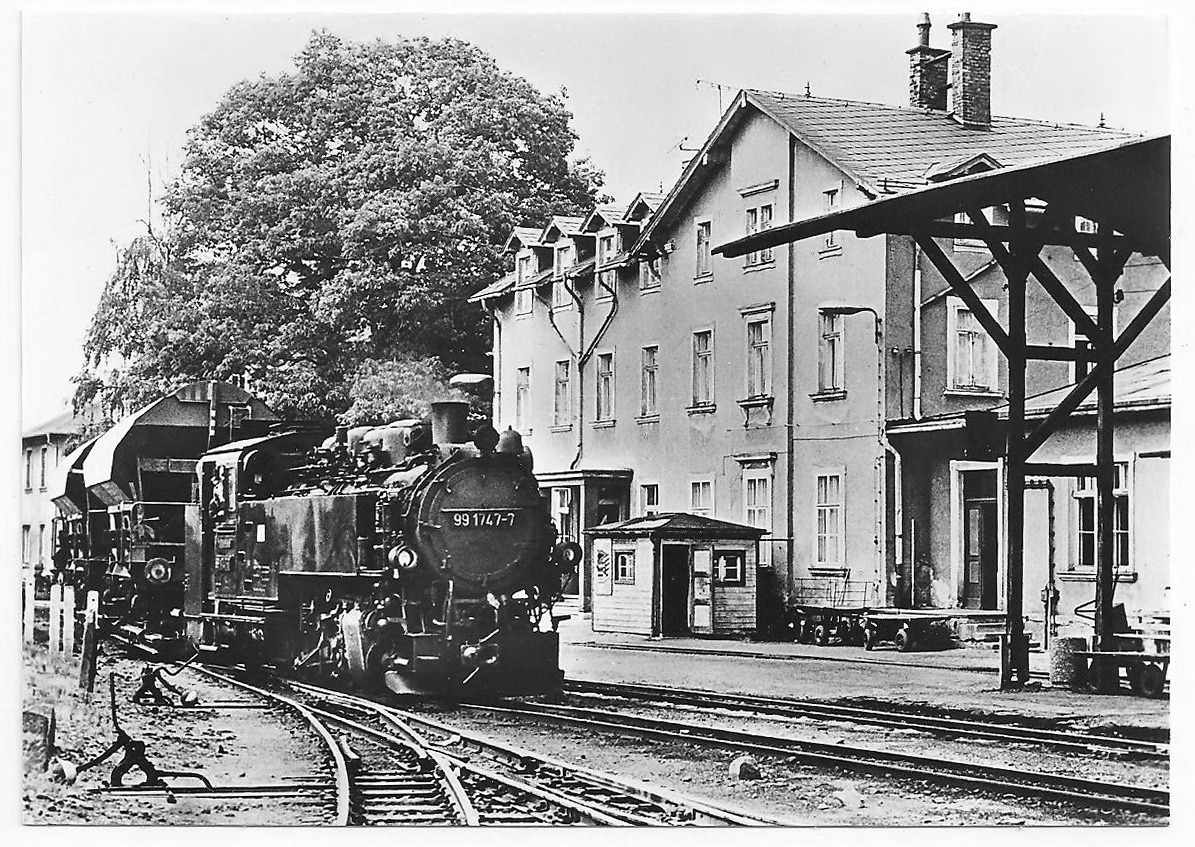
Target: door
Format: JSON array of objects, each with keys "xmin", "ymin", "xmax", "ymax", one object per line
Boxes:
[
  {"xmin": 962, "ymin": 470, "xmax": 999, "ymax": 610},
  {"xmin": 660, "ymin": 543, "xmax": 691, "ymax": 635}
]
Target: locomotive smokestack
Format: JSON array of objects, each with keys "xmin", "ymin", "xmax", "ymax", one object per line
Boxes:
[{"xmin": 431, "ymin": 401, "xmax": 469, "ymax": 445}]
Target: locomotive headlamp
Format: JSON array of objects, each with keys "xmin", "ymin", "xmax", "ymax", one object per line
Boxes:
[
  {"xmin": 145, "ymin": 558, "xmax": 172, "ymax": 585},
  {"xmin": 388, "ymin": 545, "xmax": 419, "ymax": 571},
  {"xmin": 552, "ymin": 541, "xmax": 583, "ymax": 569}
]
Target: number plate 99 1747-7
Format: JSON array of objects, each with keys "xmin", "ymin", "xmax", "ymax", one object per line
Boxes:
[{"xmin": 442, "ymin": 509, "xmax": 521, "ymax": 529}]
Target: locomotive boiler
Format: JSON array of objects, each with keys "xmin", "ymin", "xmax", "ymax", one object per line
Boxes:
[{"xmin": 186, "ymin": 401, "xmax": 578, "ymax": 696}]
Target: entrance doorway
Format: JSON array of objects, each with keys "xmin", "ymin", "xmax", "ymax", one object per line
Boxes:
[
  {"xmin": 962, "ymin": 470, "xmax": 999, "ymax": 610},
  {"xmin": 660, "ymin": 543, "xmax": 691, "ymax": 635}
]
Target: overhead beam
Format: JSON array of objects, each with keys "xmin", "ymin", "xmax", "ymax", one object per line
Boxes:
[
  {"xmin": 856, "ymin": 220, "xmax": 1132, "ymax": 250},
  {"xmin": 915, "ymin": 235, "xmax": 1011, "ymax": 357},
  {"xmin": 1025, "ymin": 345, "xmax": 1098, "ymax": 362},
  {"xmin": 1023, "ymin": 462, "xmax": 1099, "ymax": 478},
  {"xmin": 965, "ymin": 206, "xmax": 1103, "ymax": 344}
]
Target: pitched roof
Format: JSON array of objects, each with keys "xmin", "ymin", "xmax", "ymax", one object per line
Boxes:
[
  {"xmin": 504, "ymin": 226, "xmax": 548, "ymax": 252},
  {"xmin": 23, "ymin": 408, "xmax": 87, "ymax": 439},
  {"xmin": 582, "ymin": 204, "xmax": 628, "ymax": 231},
  {"xmin": 467, "ymin": 271, "xmax": 516, "ymax": 303},
  {"xmin": 1019, "ymin": 354, "xmax": 1169, "ymax": 417},
  {"xmin": 747, "ymin": 89, "xmax": 1138, "ymax": 195},
  {"xmin": 637, "ymin": 87, "xmax": 1139, "ymax": 253},
  {"xmin": 543, "ymin": 215, "xmax": 585, "ymax": 239},
  {"xmin": 585, "ymin": 511, "xmax": 767, "ymax": 539}
]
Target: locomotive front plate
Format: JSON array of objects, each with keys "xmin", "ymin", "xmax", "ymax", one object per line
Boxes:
[{"xmin": 441, "ymin": 508, "xmax": 523, "ymax": 529}]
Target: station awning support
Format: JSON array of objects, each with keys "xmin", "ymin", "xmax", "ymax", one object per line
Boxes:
[{"xmin": 714, "ymin": 135, "xmax": 1170, "ymax": 690}]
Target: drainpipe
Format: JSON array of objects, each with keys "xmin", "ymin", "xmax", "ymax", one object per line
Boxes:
[
  {"xmin": 913, "ymin": 241, "xmax": 923, "ymax": 420},
  {"xmin": 571, "ymin": 271, "xmax": 618, "ymax": 470},
  {"xmin": 484, "ymin": 302, "xmax": 501, "ymax": 423}
]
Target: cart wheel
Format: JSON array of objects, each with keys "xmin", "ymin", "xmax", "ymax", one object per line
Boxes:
[
  {"xmin": 863, "ymin": 626, "xmax": 877, "ymax": 651},
  {"xmin": 814, "ymin": 624, "xmax": 830, "ymax": 646},
  {"xmin": 894, "ymin": 625, "xmax": 913, "ymax": 653},
  {"xmin": 1088, "ymin": 657, "xmax": 1119, "ymax": 694},
  {"xmin": 1138, "ymin": 663, "xmax": 1166, "ymax": 699}
]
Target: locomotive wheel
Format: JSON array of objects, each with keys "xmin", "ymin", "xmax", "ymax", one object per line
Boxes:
[
  {"xmin": 1138, "ymin": 662, "xmax": 1167, "ymax": 699},
  {"xmin": 813, "ymin": 623, "xmax": 830, "ymax": 646},
  {"xmin": 894, "ymin": 626, "xmax": 913, "ymax": 652}
]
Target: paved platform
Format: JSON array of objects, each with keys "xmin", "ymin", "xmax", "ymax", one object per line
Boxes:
[{"xmin": 555, "ymin": 613, "xmax": 1169, "ymax": 733}]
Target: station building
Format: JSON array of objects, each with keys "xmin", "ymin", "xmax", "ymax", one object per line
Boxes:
[
  {"xmin": 471, "ymin": 14, "xmax": 1169, "ymax": 638},
  {"xmin": 21, "ymin": 409, "xmax": 92, "ymax": 579}
]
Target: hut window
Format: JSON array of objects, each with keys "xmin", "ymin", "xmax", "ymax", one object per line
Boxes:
[
  {"xmin": 715, "ymin": 550, "xmax": 744, "ymax": 586},
  {"xmin": 614, "ymin": 550, "xmax": 635, "ymax": 584}
]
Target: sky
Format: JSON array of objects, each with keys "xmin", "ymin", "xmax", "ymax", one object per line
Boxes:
[{"xmin": 11, "ymin": 2, "xmax": 1178, "ymax": 428}]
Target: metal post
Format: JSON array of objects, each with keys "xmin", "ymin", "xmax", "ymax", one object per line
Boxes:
[
  {"xmin": 1002, "ymin": 213, "xmax": 1030, "ymax": 688},
  {"xmin": 1094, "ymin": 249, "xmax": 1117, "ymax": 660}
]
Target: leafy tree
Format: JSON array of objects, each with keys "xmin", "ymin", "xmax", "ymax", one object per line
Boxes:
[{"xmin": 76, "ymin": 30, "xmax": 603, "ymax": 423}]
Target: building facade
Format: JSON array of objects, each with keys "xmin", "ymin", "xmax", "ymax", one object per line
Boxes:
[
  {"xmin": 21, "ymin": 410, "xmax": 90, "ymax": 578},
  {"xmin": 472, "ymin": 14, "xmax": 1168, "ymax": 634}
]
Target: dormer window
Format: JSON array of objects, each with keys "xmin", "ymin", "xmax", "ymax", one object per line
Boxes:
[
  {"xmin": 597, "ymin": 231, "xmax": 617, "ymax": 299},
  {"xmin": 555, "ymin": 243, "xmax": 572, "ymax": 278},
  {"xmin": 515, "ymin": 254, "xmax": 533, "ymax": 315}
]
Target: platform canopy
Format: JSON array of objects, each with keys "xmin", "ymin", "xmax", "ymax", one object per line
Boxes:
[
  {"xmin": 715, "ymin": 134, "xmax": 1170, "ymax": 690},
  {"xmin": 715, "ymin": 135, "xmax": 1169, "ymax": 265},
  {"xmin": 587, "ymin": 512, "xmax": 766, "ymax": 540}
]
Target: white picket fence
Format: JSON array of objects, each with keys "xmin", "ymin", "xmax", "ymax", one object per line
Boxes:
[{"xmin": 22, "ymin": 573, "xmax": 77, "ymax": 654}]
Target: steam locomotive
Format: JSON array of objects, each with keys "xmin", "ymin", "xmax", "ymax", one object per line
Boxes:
[{"xmin": 52, "ymin": 381, "xmax": 577, "ymax": 696}]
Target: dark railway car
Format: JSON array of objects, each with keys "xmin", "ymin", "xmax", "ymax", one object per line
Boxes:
[
  {"xmin": 49, "ymin": 381, "xmax": 280, "ymax": 639},
  {"xmin": 187, "ymin": 402, "xmax": 577, "ymax": 696}
]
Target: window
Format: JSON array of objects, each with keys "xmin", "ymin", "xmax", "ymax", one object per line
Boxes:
[
  {"xmin": 640, "ymin": 484, "xmax": 659, "ymax": 516},
  {"xmin": 515, "ymin": 367, "xmax": 530, "ymax": 432},
  {"xmin": 746, "ymin": 318, "xmax": 771, "ymax": 398},
  {"xmin": 639, "ymin": 258, "xmax": 660, "ymax": 291},
  {"xmin": 714, "ymin": 550, "xmax": 745, "ymax": 585},
  {"xmin": 554, "ymin": 243, "xmax": 572, "ymax": 278},
  {"xmin": 692, "ymin": 330, "xmax": 714, "ymax": 406},
  {"xmin": 596, "ymin": 353, "xmax": 614, "ymax": 421},
  {"xmin": 640, "ymin": 346, "xmax": 658, "ymax": 416},
  {"xmin": 818, "ymin": 312, "xmax": 844, "ymax": 393},
  {"xmin": 1073, "ymin": 463, "xmax": 1129, "ymax": 571},
  {"xmin": 823, "ymin": 189, "xmax": 840, "ymax": 249},
  {"xmin": 24, "ymin": 448, "xmax": 32, "ymax": 490},
  {"xmin": 948, "ymin": 298, "xmax": 1000, "ymax": 392},
  {"xmin": 38, "ymin": 524, "xmax": 45, "ymax": 565},
  {"xmin": 22, "ymin": 525, "xmax": 30, "ymax": 564},
  {"xmin": 1069, "ymin": 305, "xmax": 1098, "ymax": 383},
  {"xmin": 954, "ymin": 205, "xmax": 1005, "ymax": 252},
  {"xmin": 745, "ymin": 204, "xmax": 774, "ymax": 266},
  {"xmin": 554, "ymin": 488, "xmax": 577, "ymax": 541},
  {"xmin": 815, "ymin": 472, "xmax": 844, "ymax": 567},
  {"xmin": 743, "ymin": 471, "xmax": 772, "ymax": 566},
  {"xmin": 597, "ymin": 232, "xmax": 617, "ymax": 297},
  {"xmin": 553, "ymin": 360, "xmax": 572, "ymax": 426},
  {"xmin": 552, "ymin": 280, "xmax": 570, "ymax": 309},
  {"xmin": 515, "ymin": 255, "xmax": 533, "ymax": 314},
  {"xmin": 695, "ymin": 221, "xmax": 712, "ymax": 277},
  {"xmin": 40, "ymin": 446, "xmax": 48, "ymax": 489},
  {"xmin": 614, "ymin": 549, "xmax": 636, "ymax": 584},
  {"xmin": 690, "ymin": 479, "xmax": 713, "ymax": 516},
  {"xmin": 1076, "ymin": 216, "xmax": 1098, "ymax": 234}
]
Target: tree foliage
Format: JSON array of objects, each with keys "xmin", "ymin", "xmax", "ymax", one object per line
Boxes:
[{"xmin": 76, "ymin": 31, "xmax": 603, "ymax": 423}]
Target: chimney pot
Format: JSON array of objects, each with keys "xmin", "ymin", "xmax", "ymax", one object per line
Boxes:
[
  {"xmin": 907, "ymin": 14, "xmax": 950, "ymax": 111},
  {"xmin": 948, "ymin": 14, "xmax": 997, "ymax": 127}
]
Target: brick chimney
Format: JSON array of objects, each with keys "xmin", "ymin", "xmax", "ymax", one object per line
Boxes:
[
  {"xmin": 907, "ymin": 13, "xmax": 950, "ymax": 111},
  {"xmin": 948, "ymin": 13, "xmax": 997, "ymax": 127}
]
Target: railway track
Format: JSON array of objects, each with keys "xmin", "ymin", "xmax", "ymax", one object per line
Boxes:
[
  {"xmin": 455, "ymin": 698, "xmax": 1168, "ymax": 816},
  {"xmin": 284, "ymin": 679, "xmax": 778, "ymax": 825},
  {"xmin": 564, "ymin": 678, "xmax": 1168, "ymax": 757}
]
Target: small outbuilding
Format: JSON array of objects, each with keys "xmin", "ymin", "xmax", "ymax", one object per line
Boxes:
[{"xmin": 585, "ymin": 513, "xmax": 765, "ymax": 637}]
